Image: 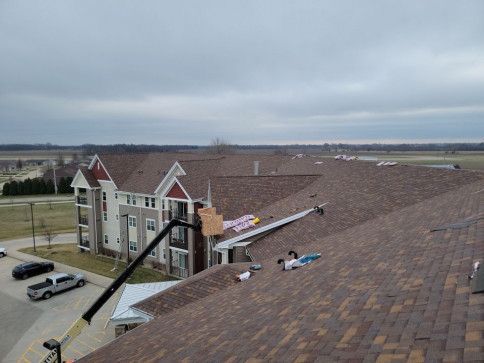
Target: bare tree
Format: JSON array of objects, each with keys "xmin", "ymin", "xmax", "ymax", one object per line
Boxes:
[
  {"xmin": 208, "ymin": 137, "xmax": 233, "ymax": 154},
  {"xmin": 40, "ymin": 218, "xmax": 57, "ymax": 249},
  {"xmin": 56, "ymin": 153, "xmax": 65, "ymax": 167},
  {"xmin": 71, "ymin": 152, "xmax": 79, "ymax": 163}
]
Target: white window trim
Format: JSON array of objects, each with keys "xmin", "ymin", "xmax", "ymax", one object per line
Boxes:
[
  {"xmin": 128, "ymin": 216, "xmax": 137, "ymax": 227},
  {"xmin": 103, "ymin": 212, "xmax": 107, "ymax": 222},
  {"xmin": 146, "ymin": 218, "xmax": 156, "ymax": 231},
  {"xmin": 129, "ymin": 240, "xmax": 138, "ymax": 252}
]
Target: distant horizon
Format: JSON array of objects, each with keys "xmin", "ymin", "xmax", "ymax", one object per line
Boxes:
[{"xmin": 1, "ymin": 1, "xmax": 483, "ymax": 145}]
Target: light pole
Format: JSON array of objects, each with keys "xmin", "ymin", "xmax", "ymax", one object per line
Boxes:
[
  {"xmin": 121, "ymin": 214, "xmax": 130, "ymax": 267},
  {"xmin": 29, "ymin": 202, "xmax": 36, "ymax": 252}
]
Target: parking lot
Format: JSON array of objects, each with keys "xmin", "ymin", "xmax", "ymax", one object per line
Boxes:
[{"xmin": 0, "ymin": 256, "xmax": 117, "ymax": 363}]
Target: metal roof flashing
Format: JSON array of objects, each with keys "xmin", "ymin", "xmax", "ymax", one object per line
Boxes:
[{"xmin": 215, "ymin": 203, "xmax": 328, "ymax": 251}]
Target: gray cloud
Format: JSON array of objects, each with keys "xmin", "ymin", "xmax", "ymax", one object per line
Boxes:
[{"xmin": 0, "ymin": 0, "xmax": 483, "ymax": 144}]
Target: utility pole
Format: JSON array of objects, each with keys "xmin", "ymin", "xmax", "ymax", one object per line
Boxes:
[
  {"xmin": 29, "ymin": 202, "xmax": 36, "ymax": 252},
  {"xmin": 52, "ymin": 161, "xmax": 58, "ymax": 195}
]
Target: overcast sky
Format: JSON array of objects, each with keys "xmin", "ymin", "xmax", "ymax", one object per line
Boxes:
[{"xmin": 0, "ymin": 1, "xmax": 483, "ymax": 145}]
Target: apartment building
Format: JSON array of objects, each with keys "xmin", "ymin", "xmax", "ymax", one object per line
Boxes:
[
  {"xmin": 71, "ymin": 154, "xmax": 215, "ymax": 279},
  {"xmin": 73, "ymin": 152, "xmax": 363, "ymax": 278}
]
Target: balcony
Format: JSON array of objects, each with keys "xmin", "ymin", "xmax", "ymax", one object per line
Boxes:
[
  {"xmin": 78, "ymin": 237, "xmax": 90, "ymax": 250},
  {"xmin": 170, "ymin": 227, "xmax": 188, "ymax": 250},
  {"xmin": 79, "ymin": 216, "xmax": 88, "ymax": 226},
  {"xmin": 170, "ymin": 265, "xmax": 188, "ymax": 279},
  {"xmin": 169, "ymin": 209, "xmax": 187, "ymax": 221},
  {"xmin": 77, "ymin": 196, "xmax": 88, "ymax": 205}
]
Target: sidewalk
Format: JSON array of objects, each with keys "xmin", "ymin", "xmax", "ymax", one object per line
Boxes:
[{"xmin": 3, "ymin": 234, "xmax": 114, "ymax": 288}]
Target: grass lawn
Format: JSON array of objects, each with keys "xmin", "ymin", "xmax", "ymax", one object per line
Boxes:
[
  {"xmin": 19, "ymin": 243, "xmax": 173, "ymax": 283},
  {"xmin": 0, "ymin": 202, "xmax": 75, "ymax": 241}
]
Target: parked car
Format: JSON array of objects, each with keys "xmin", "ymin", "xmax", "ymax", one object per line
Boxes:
[
  {"xmin": 0, "ymin": 247, "xmax": 6, "ymax": 257},
  {"xmin": 27, "ymin": 272, "xmax": 86, "ymax": 300},
  {"xmin": 12, "ymin": 261, "xmax": 54, "ymax": 280}
]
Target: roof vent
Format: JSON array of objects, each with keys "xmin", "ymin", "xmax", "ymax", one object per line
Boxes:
[
  {"xmin": 254, "ymin": 161, "xmax": 260, "ymax": 176},
  {"xmin": 138, "ymin": 170, "xmax": 143, "ymax": 174}
]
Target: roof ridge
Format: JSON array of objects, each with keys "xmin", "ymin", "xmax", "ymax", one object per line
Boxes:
[{"xmin": 214, "ymin": 174, "xmax": 321, "ymax": 179}]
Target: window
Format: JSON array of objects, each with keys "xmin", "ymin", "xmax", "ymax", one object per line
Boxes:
[
  {"xmin": 163, "ymin": 248, "xmax": 166, "ymax": 259},
  {"xmin": 179, "ymin": 226, "xmax": 186, "ymax": 241},
  {"xmin": 149, "ymin": 248, "xmax": 156, "ymax": 257},
  {"xmin": 162, "ymin": 199, "xmax": 166, "ymax": 210},
  {"xmin": 116, "ymin": 237, "xmax": 120, "ymax": 244},
  {"xmin": 128, "ymin": 216, "xmax": 137, "ymax": 227},
  {"xmin": 104, "ymin": 234, "xmax": 108, "ymax": 244},
  {"xmin": 102, "ymin": 191, "xmax": 106, "ymax": 201},
  {"xmin": 114, "ymin": 192, "xmax": 118, "ymax": 199},
  {"xmin": 129, "ymin": 240, "xmax": 137, "ymax": 252},
  {"xmin": 127, "ymin": 194, "xmax": 131, "ymax": 205},
  {"xmin": 132, "ymin": 195, "xmax": 137, "ymax": 206},
  {"xmin": 116, "ymin": 214, "xmax": 119, "ymax": 220},
  {"xmin": 144, "ymin": 197, "xmax": 156, "ymax": 208},
  {"xmin": 103, "ymin": 212, "xmax": 107, "ymax": 221},
  {"xmin": 146, "ymin": 219, "xmax": 155, "ymax": 231}
]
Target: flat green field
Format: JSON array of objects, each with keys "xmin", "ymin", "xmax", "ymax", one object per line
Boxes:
[
  {"xmin": 0, "ymin": 202, "xmax": 75, "ymax": 241},
  {"xmin": 19, "ymin": 243, "xmax": 173, "ymax": 283},
  {"xmin": 326, "ymin": 151, "xmax": 484, "ymax": 170}
]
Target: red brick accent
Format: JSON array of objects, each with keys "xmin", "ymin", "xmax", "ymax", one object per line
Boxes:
[
  {"xmin": 91, "ymin": 160, "xmax": 111, "ymax": 181},
  {"xmin": 166, "ymin": 182, "xmax": 189, "ymax": 199}
]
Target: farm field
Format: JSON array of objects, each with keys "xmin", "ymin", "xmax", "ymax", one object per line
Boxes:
[
  {"xmin": 0, "ymin": 202, "xmax": 75, "ymax": 241},
  {"xmin": 323, "ymin": 151, "xmax": 484, "ymax": 170}
]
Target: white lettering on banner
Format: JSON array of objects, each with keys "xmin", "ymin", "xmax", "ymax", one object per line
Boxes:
[{"xmin": 223, "ymin": 215, "xmax": 255, "ymax": 230}]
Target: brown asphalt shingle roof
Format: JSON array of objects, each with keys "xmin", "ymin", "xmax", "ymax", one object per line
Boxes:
[
  {"xmin": 96, "ymin": 153, "xmax": 292, "ymax": 195},
  {"xmin": 133, "ymin": 263, "xmax": 249, "ymax": 318},
  {"xmin": 211, "ymin": 174, "xmax": 320, "ymax": 220},
  {"xmin": 219, "ymin": 162, "xmax": 482, "ymax": 259},
  {"xmin": 80, "ymin": 180, "xmax": 484, "ymax": 362},
  {"xmin": 78, "ymin": 167, "xmax": 100, "ymax": 188}
]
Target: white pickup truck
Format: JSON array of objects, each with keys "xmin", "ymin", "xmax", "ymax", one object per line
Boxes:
[{"xmin": 27, "ymin": 272, "xmax": 86, "ymax": 300}]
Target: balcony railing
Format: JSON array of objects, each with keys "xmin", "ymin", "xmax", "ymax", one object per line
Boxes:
[
  {"xmin": 77, "ymin": 196, "xmax": 88, "ymax": 205},
  {"xmin": 79, "ymin": 216, "xmax": 88, "ymax": 226},
  {"xmin": 170, "ymin": 227, "xmax": 188, "ymax": 250},
  {"xmin": 170, "ymin": 265, "xmax": 189, "ymax": 279},
  {"xmin": 79, "ymin": 237, "xmax": 90, "ymax": 250},
  {"xmin": 169, "ymin": 209, "xmax": 187, "ymax": 221}
]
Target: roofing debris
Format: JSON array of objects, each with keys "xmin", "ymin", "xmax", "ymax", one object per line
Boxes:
[
  {"xmin": 334, "ymin": 154, "xmax": 358, "ymax": 161},
  {"xmin": 277, "ymin": 251, "xmax": 321, "ymax": 270},
  {"xmin": 376, "ymin": 161, "xmax": 398, "ymax": 166},
  {"xmin": 237, "ymin": 271, "xmax": 251, "ymax": 281},
  {"xmin": 430, "ymin": 213, "xmax": 484, "ymax": 232}
]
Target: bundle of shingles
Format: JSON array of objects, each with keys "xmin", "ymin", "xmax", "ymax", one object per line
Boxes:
[{"xmin": 223, "ymin": 214, "xmax": 260, "ymax": 232}]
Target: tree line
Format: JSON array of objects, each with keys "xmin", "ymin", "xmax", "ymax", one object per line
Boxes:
[
  {"xmin": 1, "ymin": 142, "xmax": 484, "ymax": 153},
  {"xmin": 2, "ymin": 177, "xmax": 74, "ymax": 196}
]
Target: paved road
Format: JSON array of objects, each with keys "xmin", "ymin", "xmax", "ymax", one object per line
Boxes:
[
  {"xmin": 0, "ymin": 195, "xmax": 74, "ymax": 206},
  {"xmin": 0, "ymin": 233, "xmax": 76, "ymax": 250}
]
